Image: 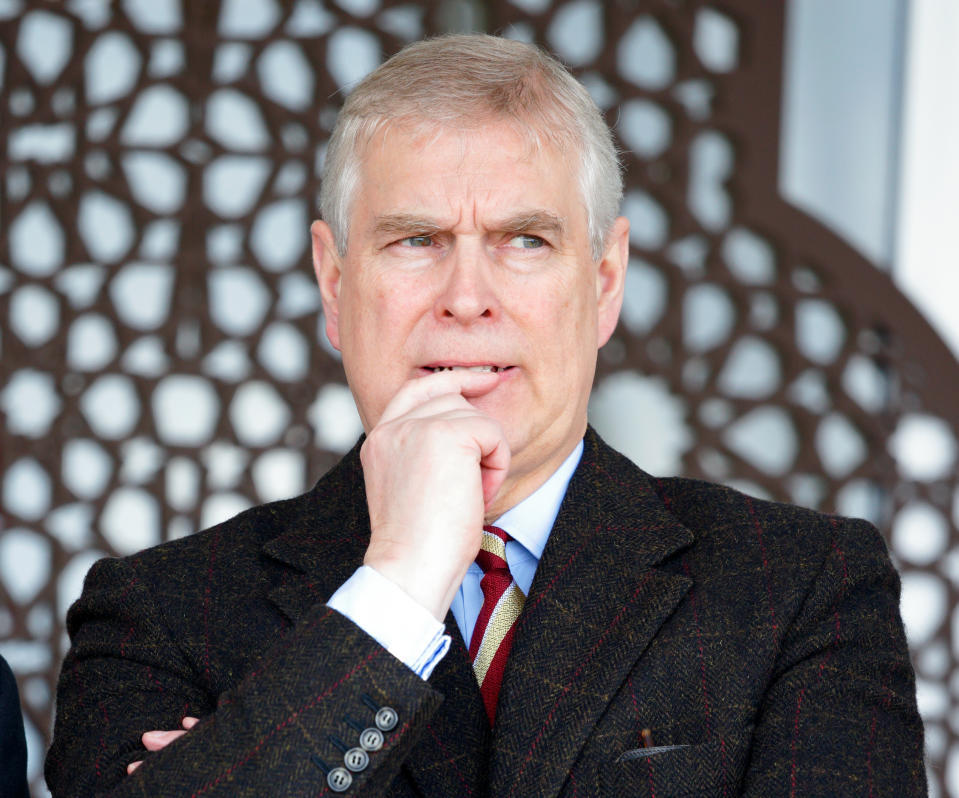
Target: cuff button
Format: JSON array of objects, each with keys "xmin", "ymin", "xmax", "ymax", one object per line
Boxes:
[
  {"xmin": 374, "ymin": 706, "xmax": 398, "ymax": 732},
  {"xmin": 359, "ymin": 727, "xmax": 384, "ymax": 751},
  {"xmin": 327, "ymin": 767, "xmax": 353, "ymax": 792},
  {"xmin": 344, "ymin": 747, "xmax": 370, "ymax": 772}
]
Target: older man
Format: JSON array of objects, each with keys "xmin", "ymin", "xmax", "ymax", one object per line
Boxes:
[{"xmin": 48, "ymin": 35, "xmax": 924, "ymax": 796}]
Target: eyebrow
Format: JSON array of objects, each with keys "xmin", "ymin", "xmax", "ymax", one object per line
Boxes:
[
  {"xmin": 372, "ymin": 214, "xmax": 443, "ymax": 238},
  {"xmin": 371, "ymin": 210, "xmax": 567, "ymax": 238},
  {"xmin": 498, "ymin": 211, "xmax": 567, "ymax": 238}
]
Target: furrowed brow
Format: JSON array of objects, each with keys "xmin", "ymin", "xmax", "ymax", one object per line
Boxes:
[
  {"xmin": 498, "ymin": 211, "xmax": 566, "ymax": 238},
  {"xmin": 372, "ymin": 214, "xmax": 443, "ymax": 238}
]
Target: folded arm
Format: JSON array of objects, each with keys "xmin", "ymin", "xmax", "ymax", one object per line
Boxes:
[{"xmin": 46, "ymin": 555, "xmax": 443, "ymax": 797}]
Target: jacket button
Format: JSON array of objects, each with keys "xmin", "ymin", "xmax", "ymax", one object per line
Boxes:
[
  {"xmin": 359, "ymin": 727, "xmax": 384, "ymax": 751},
  {"xmin": 327, "ymin": 767, "xmax": 352, "ymax": 792},
  {"xmin": 374, "ymin": 706, "xmax": 398, "ymax": 731},
  {"xmin": 344, "ymin": 747, "xmax": 369, "ymax": 772}
]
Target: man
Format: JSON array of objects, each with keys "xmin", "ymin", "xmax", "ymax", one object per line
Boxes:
[{"xmin": 47, "ymin": 34, "xmax": 924, "ymax": 796}]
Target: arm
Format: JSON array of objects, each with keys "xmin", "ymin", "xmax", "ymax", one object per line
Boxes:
[
  {"xmin": 49, "ymin": 370, "xmax": 508, "ymax": 796},
  {"xmin": 46, "ymin": 555, "xmax": 443, "ymax": 797},
  {"xmin": 742, "ymin": 518, "xmax": 926, "ymax": 796}
]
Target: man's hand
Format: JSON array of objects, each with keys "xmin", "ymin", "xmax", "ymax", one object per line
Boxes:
[
  {"xmin": 126, "ymin": 716, "xmax": 198, "ymax": 774},
  {"xmin": 360, "ymin": 370, "xmax": 510, "ymax": 621}
]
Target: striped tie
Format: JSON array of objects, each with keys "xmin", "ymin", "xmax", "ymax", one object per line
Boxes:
[{"xmin": 469, "ymin": 525, "xmax": 526, "ymax": 724}]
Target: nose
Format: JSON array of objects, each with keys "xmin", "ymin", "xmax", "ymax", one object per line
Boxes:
[{"xmin": 434, "ymin": 241, "xmax": 497, "ymax": 324}]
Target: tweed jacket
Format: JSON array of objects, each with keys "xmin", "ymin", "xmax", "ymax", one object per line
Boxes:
[{"xmin": 46, "ymin": 429, "xmax": 925, "ymax": 796}]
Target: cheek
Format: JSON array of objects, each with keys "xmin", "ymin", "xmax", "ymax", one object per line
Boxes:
[
  {"xmin": 554, "ymin": 285, "xmax": 597, "ymax": 343},
  {"xmin": 520, "ymin": 273, "xmax": 594, "ymax": 347},
  {"xmin": 344, "ymin": 277, "xmax": 436, "ymax": 380},
  {"xmin": 372, "ymin": 284, "xmax": 427, "ymax": 348},
  {"xmin": 375, "ymin": 269, "xmax": 432, "ymax": 314},
  {"xmin": 343, "ymin": 276, "xmax": 405, "ymax": 336}
]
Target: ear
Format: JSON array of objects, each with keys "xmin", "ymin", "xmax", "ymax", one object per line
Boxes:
[
  {"xmin": 595, "ymin": 215, "xmax": 629, "ymax": 347},
  {"xmin": 311, "ymin": 219, "xmax": 343, "ymax": 352}
]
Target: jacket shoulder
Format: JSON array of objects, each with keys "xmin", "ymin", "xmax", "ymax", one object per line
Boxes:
[
  {"xmin": 121, "ymin": 489, "xmax": 318, "ymax": 580},
  {"xmin": 649, "ymin": 473, "xmax": 890, "ymax": 573},
  {"xmin": 119, "ymin": 441, "xmax": 366, "ymax": 581}
]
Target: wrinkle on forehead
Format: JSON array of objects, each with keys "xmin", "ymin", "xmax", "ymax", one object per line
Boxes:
[{"xmin": 352, "ymin": 119, "xmax": 587, "ymax": 256}]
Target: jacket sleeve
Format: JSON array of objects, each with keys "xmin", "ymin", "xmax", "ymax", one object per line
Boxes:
[
  {"xmin": 741, "ymin": 518, "xmax": 927, "ymax": 796},
  {"xmin": 46, "ymin": 555, "xmax": 444, "ymax": 797}
]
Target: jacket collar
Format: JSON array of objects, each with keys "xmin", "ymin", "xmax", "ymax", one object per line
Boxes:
[{"xmin": 261, "ymin": 440, "xmax": 371, "ymax": 620}]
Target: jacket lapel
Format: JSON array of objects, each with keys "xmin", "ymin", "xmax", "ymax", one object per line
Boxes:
[
  {"xmin": 261, "ymin": 444, "xmax": 372, "ymax": 625},
  {"xmin": 490, "ymin": 430, "xmax": 693, "ymax": 798}
]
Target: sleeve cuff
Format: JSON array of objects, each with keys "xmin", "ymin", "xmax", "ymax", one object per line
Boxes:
[{"xmin": 327, "ymin": 565, "xmax": 451, "ymax": 680}]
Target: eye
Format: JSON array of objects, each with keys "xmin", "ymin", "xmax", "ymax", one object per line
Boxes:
[
  {"xmin": 400, "ymin": 235, "xmax": 434, "ymax": 248},
  {"xmin": 506, "ymin": 234, "xmax": 546, "ymax": 250}
]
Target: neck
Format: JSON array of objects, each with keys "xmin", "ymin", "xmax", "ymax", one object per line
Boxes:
[{"xmin": 484, "ymin": 437, "xmax": 582, "ymax": 523}]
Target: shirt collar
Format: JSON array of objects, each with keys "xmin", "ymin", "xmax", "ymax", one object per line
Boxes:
[{"xmin": 491, "ymin": 440, "xmax": 584, "ymax": 561}]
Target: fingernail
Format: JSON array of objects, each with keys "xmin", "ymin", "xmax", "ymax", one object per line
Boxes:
[
  {"xmin": 183, "ymin": 716, "xmax": 199, "ymax": 729},
  {"xmin": 127, "ymin": 761, "xmax": 142, "ymax": 773}
]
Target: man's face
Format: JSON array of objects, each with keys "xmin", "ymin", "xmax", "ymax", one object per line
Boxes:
[{"xmin": 313, "ymin": 120, "xmax": 628, "ymax": 504}]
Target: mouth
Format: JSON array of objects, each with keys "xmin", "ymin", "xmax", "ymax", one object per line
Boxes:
[{"xmin": 423, "ymin": 364, "xmax": 514, "ymax": 374}]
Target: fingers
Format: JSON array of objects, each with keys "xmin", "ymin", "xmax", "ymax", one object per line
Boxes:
[
  {"xmin": 367, "ymin": 405, "xmax": 509, "ymax": 498},
  {"xmin": 142, "ymin": 728, "xmax": 188, "ymax": 750},
  {"xmin": 379, "ymin": 369, "xmax": 500, "ymax": 423},
  {"xmin": 127, "ymin": 717, "xmax": 200, "ymax": 775},
  {"xmin": 359, "ymin": 368, "xmax": 512, "ymax": 620},
  {"xmin": 366, "ymin": 372, "xmax": 510, "ymax": 498}
]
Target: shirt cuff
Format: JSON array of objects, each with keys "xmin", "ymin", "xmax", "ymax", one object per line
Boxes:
[{"xmin": 327, "ymin": 565, "xmax": 451, "ymax": 680}]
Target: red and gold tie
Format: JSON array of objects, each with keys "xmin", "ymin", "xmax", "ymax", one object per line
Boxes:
[{"xmin": 469, "ymin": 525, "xmax": 526, "ymax": 724}]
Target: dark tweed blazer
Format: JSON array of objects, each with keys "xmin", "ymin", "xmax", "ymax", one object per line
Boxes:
[{"xmin": 46, "ymin": 429, "xmax": 925, "ymax": 796}]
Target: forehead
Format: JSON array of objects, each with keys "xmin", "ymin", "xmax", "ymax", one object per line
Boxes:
[{"xmin": 352, "ymin": 120, "xmax": 586, "ymax": 229}]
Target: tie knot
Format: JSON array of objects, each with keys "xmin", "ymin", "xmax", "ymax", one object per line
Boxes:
[{"xmin": 476, "ymin": 525, "xmax": 510, "ymax": 573}]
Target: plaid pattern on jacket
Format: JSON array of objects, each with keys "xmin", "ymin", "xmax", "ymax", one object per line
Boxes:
[{"xmin": 46, "ymin": 428, "xmax": 926, "ymax": 796}]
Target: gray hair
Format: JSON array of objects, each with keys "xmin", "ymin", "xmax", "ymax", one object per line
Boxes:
[{"xmin": 319, "ymin": 34, "xmax": 623, "ymax": 261}]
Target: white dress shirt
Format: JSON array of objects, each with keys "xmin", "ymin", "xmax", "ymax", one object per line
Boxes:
[{"xmin": 328, "ymin": 441, "xmax": 584, "ymax": 679}]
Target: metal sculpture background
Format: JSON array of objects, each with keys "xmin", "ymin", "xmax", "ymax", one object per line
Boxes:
[{"xmin": 1, "ymin": 0, "xmax": 957, "ymax": 794}]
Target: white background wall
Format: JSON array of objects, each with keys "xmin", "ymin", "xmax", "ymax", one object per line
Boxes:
[{"xmin": 895, "ymin": 0, "xmax": 959, "ymax": 359}]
